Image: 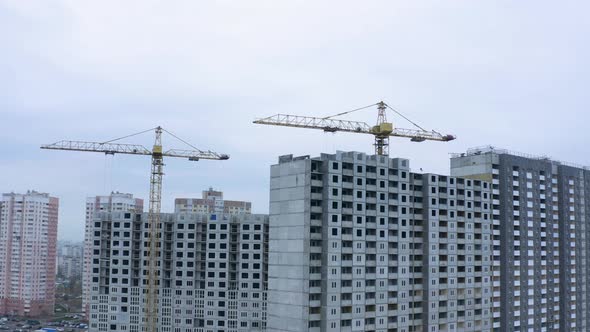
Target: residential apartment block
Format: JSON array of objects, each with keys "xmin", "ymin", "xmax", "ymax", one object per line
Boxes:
[
  {"xmin": 268, "ymin": 152, "xmax": 493, "ymax": 332},
  {"xmin": 451, "ymin": 146, "xmax": 590, "ymax": 332},
  {"xmin": 83, "ymin": 193, "xmax": 143, "ymax": 317},
  {"xmin": 87, "ymin": 212, "xmax": 268, "ymax": 332},
  {"xmin": 175, "ymin": 188, "xmax": 252, "ymax": 215},
  {"xmin": 57, "ymin": 241, "xmax": 84, "ymax": 279},
  {"xmin": 0, "ymin": 191, "xmax": 59, "ymax": 317}
]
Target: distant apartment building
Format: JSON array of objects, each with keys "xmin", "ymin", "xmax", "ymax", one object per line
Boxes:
[
  {"xmin": 57, "ymin": 242, "xmax": 84, "ymax": 279},
  {"xmin": 83, "ymin": 193, "xmax": 143, "ymax": 317},
  {"xmin": 268, "ymin": 152, "xmax": 493, "ymax": 332},
  {"xmin": 88, "ymin": 211, "xmax": 268, "ymax": 332},
  {"xmin": 0, "ymin": 191, "xmax": 59, "ymax": 317},
  {"xmin": 451, "ymin": 146, "xmax": 590, "ymax": 332},
  {"xmin": 175, "ymin": 188, "xmax": 252, "ymax": 215}
]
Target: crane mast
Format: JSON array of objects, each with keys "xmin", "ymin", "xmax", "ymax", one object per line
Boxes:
[
  {"xmin": 41, "ymin": 126, "xmax": 228, "ymax": 332},
  {"xmin": 146, "ymin": 127, "xmax": 163, "ymax": 332},
  {"xmin": 374, "ymin": 101, "xmax": 390, "ymax": 155}
]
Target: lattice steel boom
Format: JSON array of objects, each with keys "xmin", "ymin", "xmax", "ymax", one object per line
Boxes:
[
  {"xmin": 41, "ymin": 126, "xmax": 228, "ymax": 332},
  {"xmin": 253, "ymin": 101, "xmax": 456, "ymax": 155}
]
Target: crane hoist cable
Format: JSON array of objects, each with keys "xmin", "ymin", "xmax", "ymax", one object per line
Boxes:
[
  {"xmin": 384, "ymin": 103, "xmax": 428, "ymax": 132},
  {"xmin": 322, "ymin": 103, "xmax": 379, "ymax": 120}
]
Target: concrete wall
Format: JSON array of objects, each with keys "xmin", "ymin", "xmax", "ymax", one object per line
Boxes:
[{"xmin": 268, "ymin": 157, "xmax": 311, "ymax": 332}]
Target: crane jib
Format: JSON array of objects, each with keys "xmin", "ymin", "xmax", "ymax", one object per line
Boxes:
[{"xmin": 253, "ymin": 101, "xmax": 457, "ymax": 156}]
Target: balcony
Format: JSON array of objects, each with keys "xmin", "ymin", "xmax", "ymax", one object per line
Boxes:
[{"xmin": 311, "ymin": 180, "xmax": 323, "ymax": 187}]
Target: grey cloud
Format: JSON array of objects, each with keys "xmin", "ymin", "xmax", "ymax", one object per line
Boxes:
[{"xmin": 1, "ymin": 1, "xmax": 589, "ymax": 240}]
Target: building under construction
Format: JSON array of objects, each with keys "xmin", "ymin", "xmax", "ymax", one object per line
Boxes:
[
  {"xmin": 83, "ymin": 192, "xmax": 144, "ymax": 319},
  {"xmin": 267, "ymin": 151, "xmax": 493, "ymax": 332}
]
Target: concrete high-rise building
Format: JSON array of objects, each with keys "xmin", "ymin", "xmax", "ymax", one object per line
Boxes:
[
  {"xmin": 268, "ymin": 152, "xmax": 493, "ymax": 332},
  {"xmin": 175, "ymin": 188, "xmax": 252, "ymax": 215},
  {"xmin": 57, "ymin": 242, "xmax": 84, "ymax": 279},
  {"xmin": 451, "ymin": 146, "xmax": 590, "ymax": 332},
  {"xmin": 88, "ymin": 211, "xmax": 268, "ymax": 332},
  {"xmin": 0, "ymin": 191, "xmax": 59, "ymax": 317},
  {"xmin": 83, "ymin": 193, "xmax": 143, "ymax": 317}
]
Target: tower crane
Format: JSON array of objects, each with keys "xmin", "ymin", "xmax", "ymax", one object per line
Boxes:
[
  {"xmin": 253, "ymin": 101, "xmax": 456, "ymax": 155},
  {"xmin": 41, "ymin": 126, "xmax": 228, "ymax": 332}
]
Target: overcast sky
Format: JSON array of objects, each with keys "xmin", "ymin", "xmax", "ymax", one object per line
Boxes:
[{"xmin": 1, "ymin": 1, "xmax": 588, "ymax": 241}]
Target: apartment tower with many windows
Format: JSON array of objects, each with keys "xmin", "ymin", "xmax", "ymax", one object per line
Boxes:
[
  {"xmin": 268, "ymin": 152, "xmax": 493, "ymax": 332},
  {"xmin": 83, "ymin": 193, "xmax": 144, "ymax": 318},
  {"xmin": 451, "ymin": 146, "xmax": 590, "ymax": 331},
  {"xmin": 0, "ymin": 191, "xmax": 59, "ymax": 317}
]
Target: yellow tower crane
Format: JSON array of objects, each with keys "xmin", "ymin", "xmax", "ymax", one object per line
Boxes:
[
  {"xmin": 253, "ymin": 101, "xmax": 456, "ymax": 155},
  {"xmin": 41, "ymin": 126, "xmax": 228, "ymax": 332}
]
